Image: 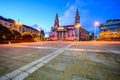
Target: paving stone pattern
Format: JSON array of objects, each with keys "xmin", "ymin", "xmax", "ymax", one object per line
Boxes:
[
  {"xmin": 0, "ymin": 47, "xmax": 55, "ymax": 77},
  {"xmin": 25, "ymin": 50, "xmax": 120, "ymax": 80},
  {"xmin": 0, "ymin": 41, "xmax": 120, "ymax": 80}
]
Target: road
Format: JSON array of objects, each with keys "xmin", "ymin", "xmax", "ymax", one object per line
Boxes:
[{"xmin": 0, "ymin": 41, "xmax": 120, "ymax": 80}]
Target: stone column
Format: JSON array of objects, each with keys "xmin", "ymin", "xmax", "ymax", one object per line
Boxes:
[
  {"xmin": 66, "ymin": 31, "xmax": 67, "ymax": 40},
  {"xmin": 75, "ymin": 27, "xmax": 80, "ymax": 41},
  {"xmin": 59, "ymin": 31, "xmax": 61, "ymax": 40},
  {"xmin": 58, "ymin": 31, "xmax": 59, "ymax": 40},
  {"xmin": 63, "ymin": 31, "xmax": 65, "ymax": 40},
  {"xmin": 62, "ymin": 31, "xmax": 63, "ymax": 40},
  {"xmin": 57, "ymin": 31, "xmax": 58, "ymax": 40}
]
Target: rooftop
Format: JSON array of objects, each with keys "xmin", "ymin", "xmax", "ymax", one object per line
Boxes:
[{"xmin": 101, "ymin": 19, "xmax": 120, "ymax": 26}]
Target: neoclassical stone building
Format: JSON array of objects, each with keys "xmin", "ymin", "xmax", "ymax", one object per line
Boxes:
[{"xmin": 50, "ymin": 9, "xmax": 89, "ymax": 41}]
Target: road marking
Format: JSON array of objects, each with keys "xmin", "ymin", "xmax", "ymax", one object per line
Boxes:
[
  {"xmin": 0, "ymin": 43, "xmax": 73, "ymax": 80},
  {"xmin": 11, "ymin": 45, "xmax": 59, "ymax": 50}
]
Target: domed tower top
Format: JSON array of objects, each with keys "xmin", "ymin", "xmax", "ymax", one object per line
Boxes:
[
  {"xmin": 54, "ymin": 13, "xmax": 59, "ymax": 30},
  {"xmin": 75, "ymin": 8, "xmax": 80, "ymax": 25}
]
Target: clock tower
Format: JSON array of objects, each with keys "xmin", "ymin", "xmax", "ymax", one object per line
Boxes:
[
  {"xmin": 54, "ymin": 13, "xmax": 59, "ymax": 30},
  {"xmin": 75, "ymin": 8, "xmax": 80, "ymax": 25},
  {"xmin": 75, "ymin": 8, "xmax": 80, "ymax": 41}
]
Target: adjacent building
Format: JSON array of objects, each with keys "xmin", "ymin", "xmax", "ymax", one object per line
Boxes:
[
  {"xmin": 50, "ymin": 9, "xmax": 89, "ymax": 41},
  {"xmin": 0, "ymin": 16, "xmax": 17, "ymax": 29},
  {"xmin": 0, "ymin": 16, "xmax": 39, "ymax": 35},
  {"xmin": 99, "ymin": 19, "xmax": 120, "ymax": 40}
]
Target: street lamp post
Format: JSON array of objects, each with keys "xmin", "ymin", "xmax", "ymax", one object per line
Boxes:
[
  {"xmin": 94, "ymin": 21, "xmax": 100, "ymax": 40},
  {"xmin": 14, "ymin": 19, "xmax": 22, "ymax": 32}
]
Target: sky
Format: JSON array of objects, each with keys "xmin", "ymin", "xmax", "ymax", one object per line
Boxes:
[{"xmin": 0, "ymin": 0, "xmax": 120, "ymax": 37}]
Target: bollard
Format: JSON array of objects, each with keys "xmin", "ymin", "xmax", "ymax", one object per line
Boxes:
[{"xmin": 8, "ymin": 42, "xmax": 11, "ymax": 44}]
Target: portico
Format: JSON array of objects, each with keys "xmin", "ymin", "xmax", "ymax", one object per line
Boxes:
[{"xmin": 57, "ymin": 26, "xmax": 67, "ymax": 40}]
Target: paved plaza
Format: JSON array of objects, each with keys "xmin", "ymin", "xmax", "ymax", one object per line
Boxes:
[{"xmin": 0, "ymin": 41, "xmax": 120, "ymax": 80}]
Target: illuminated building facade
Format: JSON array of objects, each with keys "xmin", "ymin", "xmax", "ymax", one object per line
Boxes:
[
  {"xmin": 99, "ymin": 19, "xmax": 120, "ymax": 40},
  {"xmin": 50, "ymin": 9, "xmax": 89, "ymax": 41},
  {"xmin": 0, "ymin": 16, "xmax": 39, "ymax": 34}
]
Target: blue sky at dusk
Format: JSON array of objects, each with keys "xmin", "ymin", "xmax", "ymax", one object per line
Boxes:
[{"xmin": 0, "ymin": 0, "xmax": 120, "ymax": 37}]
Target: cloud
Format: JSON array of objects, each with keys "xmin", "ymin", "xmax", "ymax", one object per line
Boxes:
[
  {"xmin": 59, "ymin": 0, "xmax": 100, "ymax": 36},
  {"xmin": 66, "ymin": 2, "xmax": 70, "ymax": 8},
  {"xmin": 59, "ymin": 0, "xmax": 89, "ymax": 26},
  {"xmin": 32, "ymin": 24, "xmax": 43, "ymax": 30},
  {"xmin": 59, "ymin": 3, "xmax": 77, "ymax": 25},
  {"xmin": 32, "ymin": 24, "xmax": 39, "ymax": 29}
]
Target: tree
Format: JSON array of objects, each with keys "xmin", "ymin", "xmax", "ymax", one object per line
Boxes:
[
  {"xmin": 10, "ymin": 29, "xmax": 21, "ymax": 39},
  {"xmin": 100, "ymin": 32, "xmax": 105, "ymax": 40},
  {"xmin": 31, "ymin": 33, "xmax": 39, "ymax": 41},
  {"xmin": 22, "ymin": 32, "xmax": 32, "ymax": 39},
  {"xmin": 0, "ymin": 24, "xmax": 13, "ymax": 40},
  {"xmin": 112, "ymin": 33, "xmax": 116, "ymax": 40},
  {"xmin": 31, "ymin": 33, "xmax": 37, "ymax": 38},
  {"xmin": 39, "ymin": 30, "xmax": 45, "ymax": 40},
  {"xmin": 104, "ymin": 30, "xmax": 111, "ymax": 40}
]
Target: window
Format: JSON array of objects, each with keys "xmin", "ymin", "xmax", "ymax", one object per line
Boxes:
[
  {"xmin": 104, "ymin": 29, "xmax": 107, "ymax": 32},
  {"xmin": 5, "ymin": 22, "xmax": 8, "ymax": 25},
  {"xmin": 0, "ymin": 21, "xmax": 2, "ymax": 24},
  {"xmin": 72, "ymin": 33, "xmax": 74, "ymax": 36},
  {"xmin": 10, "ymin": 24, "xmax": 12, "ymax": 26},
  {"xmin": 115, "ymin": 29, "xmax": 117, "ymax": 31},
  {"xmin": 23, "ymin": 28, "xmax": 25, "ymax": 32},
  {"xmin": 67, "ymin": 31, "xmax": 70, "ymax": 37}
]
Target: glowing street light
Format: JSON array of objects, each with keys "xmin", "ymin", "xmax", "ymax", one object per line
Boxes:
[
  {"xmin": 14, "ymin": 19, "xmax": 22, "ymax": 32},
  {"xmin": 94, "ymin": 21, "xmax": 100, "ymax": 40},
  {"xmin": 94, "ymin": 21, "xmax": 100, "ymax": 26}
]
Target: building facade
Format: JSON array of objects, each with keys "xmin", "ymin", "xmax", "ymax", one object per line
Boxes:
[
  {"xmin": 0, "ymin": 16, "xmax": 39, "ymax": 35},
  {"xmin": 99, "ymin": 19, "xmax": 120, "ymax": 40},
  {"xmin": 50, "ymin": 9, "xmax": 89, "ymax": 41}
]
